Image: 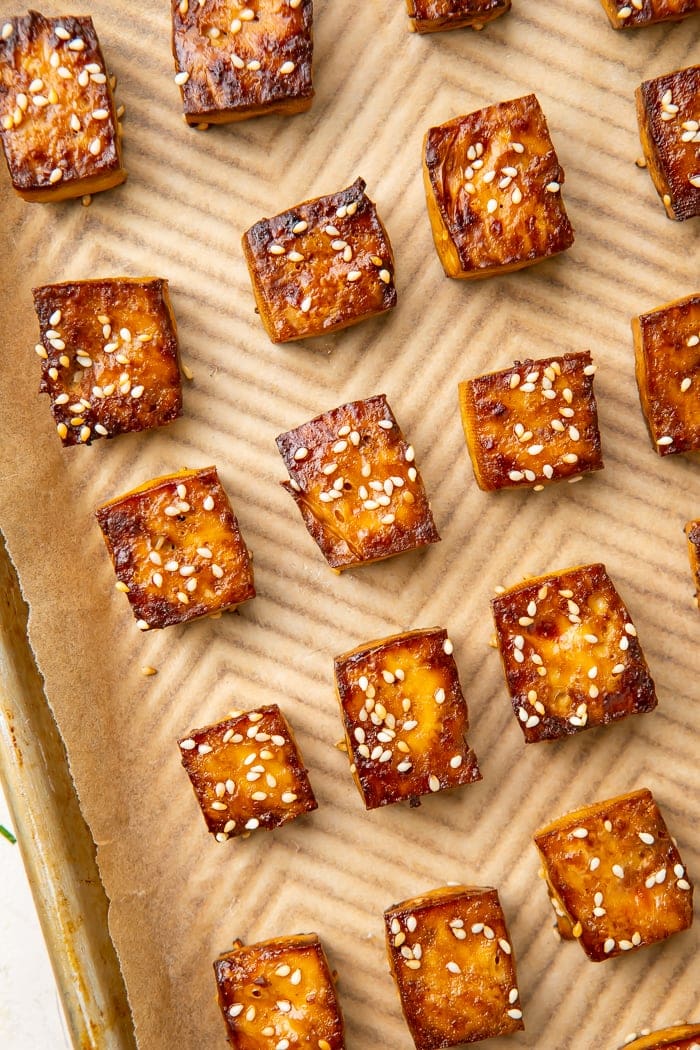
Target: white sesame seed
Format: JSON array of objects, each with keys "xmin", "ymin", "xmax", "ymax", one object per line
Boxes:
[
  {"xmin": 212, "ymin": 564, "xmax": 224, "ymax": 579},
  {"xmin": 347, "ymin": 270, "xmax": 362, "ymax": 282},
  {"xmin": 486, "ymin": 198, "xmax": 498, "ymax": 214},
  {"xmin": 443, "ymin": 639, "xmax": 453, "ymax": 655},
  {"xmin": 49, "ymin": 168, "xmax": 64, "ymax": 184},
  {"xmin": 527, "ymin": 444, "xmax": 544, "ymax": 456},
  {"xmin": 677, "ymin": 878, "xmax": 691, "ymax": 890},
  {"xmin": 603, "ymin": 938, "xmax": 615, "ymax": 953},
  {"xmin": 247, "ymin": 60, "xmax": 261, "ymax": 71},
  {"xmin": 656, "ymin": 436, "xmax": 673, "ymax": 446},
  {"xmin": 89, "ymin": 138, "xmax": 102, "ymax": 156},
  {"xmin": 279, "ymin": 60, "xmax": 295, "ymax": 75},
  {"xmin": 612, "ymin": 864, "xmax": 624, "ymax": 879},
  {"xmin": 245, "ymin": 818, "xmax": 260, "ymax": 830},
  {"xmin": 428, "ymin": 774, "xmax": 440, "ymax": 792},
  {"xmin": 546, "ymin": 181, "xmax": 560, "ymax": 193},
  {"xmin": 572, "ymin": 827, "xmax": 589, "ymax": 839},
  {"xmin": 509, "ymin": 988, "xmax": 519, "ymax": 1003},
  {"xmin": 68, "ymin": 37, "xmax": 85, "ymax": 50},
  {"xmin": 300, "ymin": 296, "xmax": 312, "ymax": 313},
  {"xmin": 174, "ymin": 71, "xmax": 189, "ymax": 85},
  {"xmin": 292, "ymin": 220, "xmax": 307, "ymax": 234},
  {"xmin": 508, "ymin": 1009, "xmax": 523, "ymax": 1020},
  {"xmin": 499, "ymin": 938, "xmax": 512, "ymax": 954},
  {"xmin": 446, "ymin": 961, "xmax": 461, "ymax": 974}
]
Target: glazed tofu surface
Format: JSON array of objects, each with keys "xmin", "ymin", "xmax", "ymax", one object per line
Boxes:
[
  {"xmin": 276, "ymin": 394, "xmax": 439, "ymax": 570},
  {"xmin": 96, "ymin": 467, "xmax": 255, "ymax": 629},
  {"xmin": 459, "ymin": 351, "xmax": 602, "ymax": 490},
  {"xmin": 243, "ymin": 177, "xmax": 396, "ymax": 343},
  {"xmin": 423, "ymin": 94, "xmax": 574, "ymax": 278},
  {"xmin": 385, "ymin": 885, "xmax": 523, "ymax": 1049},
  {"xmin": 179, "ymin": 705, "xmax": 317, "ymax": 841},
  {"xmin": 33, "ymin": 277, "xmax": 182, "ymax": 446},
  {"xmin": 214, "ymin": 934, "xmax": 345, "ymax": 1048},
  {"xmin": 0, "ymin": 11, "xmax": 125, "ymax": 200},
  {"xmin": 335, "ymin": 628, "xmax": 481, "ymax": 809},
  {"xmin": 491, "ymin": 563, "xmax": 657, "ymax": 741},
  {"xmin": 534, "ymin": 788, "xmax": 694, "ymax": 961}
]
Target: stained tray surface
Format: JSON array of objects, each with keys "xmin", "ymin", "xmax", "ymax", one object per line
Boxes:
[{"xmin": 0, "ymin": 2, "xmax": 698, "ymax": 1048}]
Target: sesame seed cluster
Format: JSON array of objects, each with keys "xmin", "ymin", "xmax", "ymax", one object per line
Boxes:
[{"xmin": 2, "ymin": 4, "xmax": 698, "ymax": 1050}]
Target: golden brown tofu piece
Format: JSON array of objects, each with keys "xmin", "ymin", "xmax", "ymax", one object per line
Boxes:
[
  {"xmin": 179, "ymin": 705, "xmax": 316, "ymax": 841},
  {"xmin": 491, "ymin": 563, "xmax": 657, "ymax": 742},
  {"xmin": 685, "ymin": 519, "xmax": 700, "ymax": 605},
  {"xmin": 636, "ymin": 66, "xmax": 700, "ymax": 221},
  {"xmin": 242, "ymin": 177, "xmax": 396, "ymax": 344},
  {"xmin": 533, "ymin": 788, "xmax": 694, "ymax": 962},
  {"xmin": 32, "ymin": 277, "xmax": 182, "ymax": 446},
  {"xmin": 171, "ymin": 0, "xmax": 313, "ymax": 126},
  {"xmin": 95, "ymin": 466, "xmax": 255, "ymax": 630},
  {"xmin": 632, "ymin": 293, "xmax": 700, "ymax": 455},
  {"xmin": 459, "ymin": 351, "xmax": 603, "ymax": 490},
  {"xmin": 334, "ymin": 628, "xmax": 481, "ymax": 810},
  {"xmin": 405, "ymin": 0, "xmax": 511, "ymax": 33},
  {"xmin": 385, "ymin": 885, "xmax": 523, "ymax": 1050},
  {"xmin": 276, "ymin": 394, "xmax": 439, "ymax": 571},
  {"xmin": 600, "ymin": 0, "xmax": 698, "ymax": 28},
  {"xmin": 622, "ymin": 1023, "xmax": 700, "ymax": 1050},
  {"xmin": 423, "ymin": 94, "xmax": 574, "ymax": 279},
  {"xmin": 214, "ymin": 933, "xmax": 345, "ymax": 1049},
  {"xmin": 0, "ymin": 11, "xmax": 125, "ymax": 201}
]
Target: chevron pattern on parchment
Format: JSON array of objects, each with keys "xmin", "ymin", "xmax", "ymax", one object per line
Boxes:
[{"xmin": 0, "ymin": 1, "xmax": 698, "ymax": 1047}]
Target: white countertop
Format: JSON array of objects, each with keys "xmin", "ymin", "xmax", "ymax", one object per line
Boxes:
[{"xmin": 0, "ymin": 783, "xmax": 70, "ymax": 1050}]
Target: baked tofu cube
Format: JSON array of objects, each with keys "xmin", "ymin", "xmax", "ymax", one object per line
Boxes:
[
  {"xmin": 491, "ymin": 563, "xmax": 657, "ymax": 742},
  {"xmin": 622, "ymin": 1023, "xmax": 700, "ymax": 1050},
  {"xmin": 276, "ymin": 394, "xmax": 439, "ymax": 571},
  {"xmin": 423, "ymin": 94, "xmax": 574, "ymax": 280},
  {"xmin": 459, "ymin": 351, "xmax": 603, "ymax": 490},
  {"xmin": 171, "ymin": 0, "xmax": 313, "ymax": 126},
  {"xmin": 685, "ymin": 519, "xmax": 700, "ymax": 605},
  {"xmin": 334, "ymin": 628, "xmax": 481, "ymax": 810},
  {"xmin": 385, "ymin": 885, "xmax": 524, "ymax": 1049},
  {"xmin": 32, "ymin": 277, "xmax": 182, "ymax": 446},
  {"xmin": 600, "ymin": 0, "xmax": 698, "ymax": 29},
  {"xmin": 405, "ymin": 0, "xmax": 511, "ymax": 33},
  {"xmin": 179, "ymin": 705, "xmax": 317, "ymax": 842},
  {"xmin": 242, "ymin": 177, "xmax": 396, "ymax": 343},
  {"xmin": 636, "ymin": 66, "xmax": 700, "ymax": 221},
  {"xmin": 95, "ymin": 466, "xmax": 255, "ymax": 630},
  {"xmin": 214, "ymin": 934, "xmax": 344, "ymax": 1048},
  {"xmin": 632, "ymin": 293, "xmax": 700, "ymax": 456},
  {"xmin": 533, "ymin": 787, "xmax": 694, "ymax": 962},
  {"xmin": 0, "ymin": 11, "xmax": 125, "ymax": 201}
]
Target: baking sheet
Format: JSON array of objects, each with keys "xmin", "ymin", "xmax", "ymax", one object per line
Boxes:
[{"xmin": 0, "ymin": 1, "xmax": 698, "ymax": 1048}]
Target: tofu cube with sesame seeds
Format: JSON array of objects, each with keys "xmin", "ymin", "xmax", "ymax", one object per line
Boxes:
[
  {"xmin": 684, "ymin": 519, "xmax": 700, "ymax": 605},
  {"xmin": 599, "ymin": 0, "xmax": 698, "ymax": 29},
  {"xmin": 423, "ymin": 94, "xmax": 574, "ymax": 280},
  {"xmin": 385, "ymin": 885, "xmax": 524, "ymax": 1049},
  {"xmin": 636, "ymin": 66, "xmax": 700, "ymax": 221},
  {"xmin": 32, "ymin": 277, "xmax": 182, "ymax": 446},
  {"xmin": 405, "ymin": 0, "xmax": 511, "ymax": 33},
  {"xmin": 214, "ymin": 933, "xmax": 345, "ymax": 1049},
  {"xmin": 95, "ymin": 466, "xmax": 255, "ymax": 630},
  {"xmin": 632, "ymin": 293, "xmax": 700, "ymax": 456},
  {"xmin": 242, "ymin": 177, "xmax": 397, "ymax": 343},
  {"xmin": 533, "ymin": 787, "xmax": 694, "ymax": 962},
  {"xmin": 179, "ymin": 705, "xmax": 317, "ymax": 841},
  {"xmin": 172, "ymin": 0, "xmax": 313, "ymax": 126},
  {"xmin": 621, "ymin": 1023, "xmax": 700, "ymax": 1050},
  {"xmin": 458, "ymin": 351, "xmax": 603, "ymax": 491},
  {"xmin": 491, "ymin": 563, "xmax": 657, "ymax": 743},
  {"xmin": 0, "ymin": 11, "xmax": 125, "ymax": 201},
  {"xmin": 334, "ymin": 628, "xmax": 481, "ymax": 810},
  {"xmin": 276, "ymin": 394, "xmax": 439, "ymax": 571}
]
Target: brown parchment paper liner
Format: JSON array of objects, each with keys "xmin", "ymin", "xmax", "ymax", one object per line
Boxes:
[{"xmin": 0, "ymin": 2, "xmax": 698, "ymax": 1047}]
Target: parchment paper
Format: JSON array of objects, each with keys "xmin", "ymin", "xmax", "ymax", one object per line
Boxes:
[{"xmin": 0, "ymin": 2, "xmax": 698, "ymax": 1047}]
